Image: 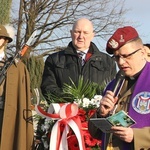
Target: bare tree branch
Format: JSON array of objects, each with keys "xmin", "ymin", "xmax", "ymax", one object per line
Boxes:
[{"xmin": 10, "ymin": 0, "xmax": 130, "ymax": 58}]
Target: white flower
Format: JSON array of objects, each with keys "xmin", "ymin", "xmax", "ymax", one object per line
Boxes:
[
  {"xmin": 90, "ymin": 95, "xmax": 102, "ymax": 107},
  {"xmin": 82, "ymin": 97, "xmax": 90, "ymax": 107},
  {"xmin": 74, "ymin": 95, "xmax": 102, "ymax": 108},
  {"xmin": 41, "ymin": 124, "xmax": 45, "ymax": 131},
  {"xmin": 75, "ymin": 99, "xmax": 82, "ymax": 105},
  {"xmin": 94, "ymin": 95, "xmax": 102, "ymax": 99},
  {"xmin": 44, "ymin": 119, "xmax": 51, "ymax": 130}
]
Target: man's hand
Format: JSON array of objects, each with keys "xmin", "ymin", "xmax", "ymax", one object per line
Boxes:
[
  {"xmin": 98, "ymin": 90, "xmax": 118, "ymax": 117},
  {"xmin": 111, "ymin": 126, "xmax": 134, "ymax": 143}
]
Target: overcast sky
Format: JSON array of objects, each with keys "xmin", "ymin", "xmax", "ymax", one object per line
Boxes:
[
  {"xmin": 124, "ymin": 0, "xmax": 150, "ymax": 43},
  {"xmin": 94, "ymin": 0, "xmax": 150, "ymax": 51},
  {"xmin": 12, "ymin": 0, "xmax": 150, "ymax": 52}
]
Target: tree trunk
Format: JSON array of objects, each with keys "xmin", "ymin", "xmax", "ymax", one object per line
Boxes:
[{"xmin": 0, "ymin": 0, "xmax": 12, "ymax": 24}]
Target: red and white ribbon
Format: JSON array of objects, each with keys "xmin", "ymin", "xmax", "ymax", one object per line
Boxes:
[{"xmin": 35, "ymin": 100, "xmax": 86, "ymax": 150}]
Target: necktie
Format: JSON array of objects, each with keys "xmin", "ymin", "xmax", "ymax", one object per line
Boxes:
[{"xmin": 78, "ymin": 51, "xmax": 86, "ymax": 66}]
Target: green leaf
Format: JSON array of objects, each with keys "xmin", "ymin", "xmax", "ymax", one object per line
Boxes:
[{"xmin": 46, "ymin": 75, "xmax": 106, "ymax": 104}]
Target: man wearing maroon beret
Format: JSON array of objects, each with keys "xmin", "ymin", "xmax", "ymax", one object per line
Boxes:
[{"xmin": 88, "ymin": 26, "xmax": 150, "ymax": 149}]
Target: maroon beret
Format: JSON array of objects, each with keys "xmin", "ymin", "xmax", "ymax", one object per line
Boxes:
[{"xmin": 106, "ymin": 26, "xmax": 139, "ymax": 54}]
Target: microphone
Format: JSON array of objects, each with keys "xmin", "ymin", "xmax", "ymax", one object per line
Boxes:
[
  {"xmin": 111, "ymin": 70, "xmax": 125, "ymax": 97},
  {"xmin": 103, "ymin": 70, "xmax": 125, "ymax": 110}
]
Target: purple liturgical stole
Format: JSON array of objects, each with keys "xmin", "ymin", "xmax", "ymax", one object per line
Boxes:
[
  {"xmin": 101, "ymin": 62, "xmax": 150, "ymax": 150},
  {"xmin": 128, "ymin": 62, "xmax": 150, "ymax": 128}
]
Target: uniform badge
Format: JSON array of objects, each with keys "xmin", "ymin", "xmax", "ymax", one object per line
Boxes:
[
  {"xmin": 109, "ymin": 39, "xmax": 119, "ymax": 49},
  {"xmin": 119, "ymin": 35, "xmax": 125, "ymax": 43},
  {"xmin": 132, "ymin": 92, "xmax": 150, "ymax": 114}
]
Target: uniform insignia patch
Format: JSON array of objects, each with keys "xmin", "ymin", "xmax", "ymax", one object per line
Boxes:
[
  {"xmin": 109, "ymin": 39, "xmax": 119, "ymax": 49},
  {"xmin": 132, "ymin": 92, "xmax": 150, "ymax": 114},
  {"xmin": 119, "ymin": 35, "xmax": 125, "ymax": 43}
]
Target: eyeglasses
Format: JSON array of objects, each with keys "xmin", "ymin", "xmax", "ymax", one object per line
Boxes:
[{"xmin": 112, "ymin": 48, "xmax": 142, "ymax": 61}]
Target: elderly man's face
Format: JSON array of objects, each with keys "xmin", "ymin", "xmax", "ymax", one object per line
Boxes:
[
  {"xmin": 113, "ymin": 42, "xmax": 146, "ymax": 77},
  {"xmin": 70, "ymin": 20, "xmax": 94, "ymax": 51}
]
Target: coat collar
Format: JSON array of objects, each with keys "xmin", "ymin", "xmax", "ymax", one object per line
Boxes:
[{"xmin": 64, "ymin": 41, "xmax": 102, "ymax": 57}]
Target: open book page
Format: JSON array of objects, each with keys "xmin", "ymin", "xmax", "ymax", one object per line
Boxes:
[
  {"xmin": 107, "ymin": 110, "xmax": 136, "ymax": 127},
  {"xmin": 90, "ymin": 110, "xmax": 136, "ymax": 133}
]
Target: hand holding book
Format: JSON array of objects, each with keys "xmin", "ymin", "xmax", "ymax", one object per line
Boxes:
[{"xmin": 90, "ymin": 110, "xmax": 136, "ymax": 133}]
